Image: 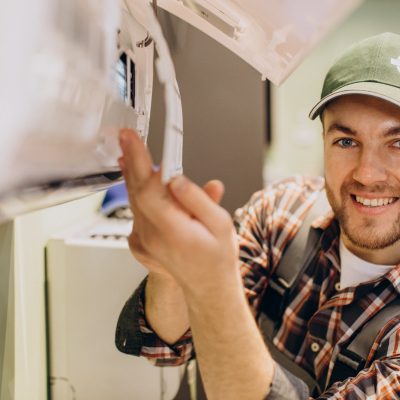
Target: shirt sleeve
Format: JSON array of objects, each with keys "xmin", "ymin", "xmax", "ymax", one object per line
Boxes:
[
  {"xmin": 316, "ymin": 326, "xmax": 400, "ymax": 399},
  {"xmin": 315, "ymin": 356, "xmax": 400, "ymax": 399},
  {"xmin": 115, "ymin": 276, "xmax": 194, "ymax": 366},
  {"xmin": 267, "ymin": 363, "xmax": 310, "ymax": 400},
  {"xmin": 234, "ymin": 187, "xmax": 279, "ymax": 315},
  {"xmin": 234, "ymin": 176, "xmax": 324, "ymax": 316},
  {"xmin": 266, "ymin": 332, "xmax": 400, "ymax": 400}
]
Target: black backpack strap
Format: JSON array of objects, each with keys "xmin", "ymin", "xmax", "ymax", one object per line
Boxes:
[
  {"xmin": 329, "ymin": 297, "xmax": 400, "ymax": 387},
  {"xmin": 258, "ymin": 189, "xmax": 330, "ymax": 394},
  {"xmin": 260, "ymin": 190, "xmax": 330, "ymax": 332}
]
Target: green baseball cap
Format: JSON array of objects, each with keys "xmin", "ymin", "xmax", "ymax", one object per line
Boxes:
[{"xmin": 309, "ymin": 32, "xmax": 400, "ymax": 120}]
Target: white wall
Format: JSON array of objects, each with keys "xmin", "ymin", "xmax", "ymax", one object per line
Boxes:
[{"xmin": 265, "ymin": 0, "xmax": 400, "ymax": 183}]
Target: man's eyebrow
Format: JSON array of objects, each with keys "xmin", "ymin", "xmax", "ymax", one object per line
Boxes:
[
  {"xmin": 325, "ymin": 123, "xmax": 357, "ymax": 136},
  {"xmin": 384, "ymin": 126, "xmax": 400, "ymax": 137}
]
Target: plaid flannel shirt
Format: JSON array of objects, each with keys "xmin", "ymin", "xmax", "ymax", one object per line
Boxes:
[{"xmin": 115, "ymin": 176, "xmax": 400, "ymax": 399}]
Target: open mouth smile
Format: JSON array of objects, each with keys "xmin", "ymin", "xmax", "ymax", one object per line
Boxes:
[
  {"xmin": 354, "ymin": 195, "xmax": 397, "ymax": 207},
  {"xmin": 350, "ymin": 195, "xmax": 399, "ymax": 213}
]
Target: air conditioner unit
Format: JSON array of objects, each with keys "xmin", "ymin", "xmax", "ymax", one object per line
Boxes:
[
  {"xmin": 0, "ymin": 0, "xmax": 153, "ymax": 218},
  {"xmin": 0, "ymin": 0, "xmax": 362, "ymax": 219}
]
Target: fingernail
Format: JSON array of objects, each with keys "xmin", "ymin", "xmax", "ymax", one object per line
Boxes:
[
  {"xmin": 152, "ymin": 164, "xmax": 160, "ymax": 173},
  {"xmin": 170, "ymin": 175, "xmax": 187, "ymax": 193}
]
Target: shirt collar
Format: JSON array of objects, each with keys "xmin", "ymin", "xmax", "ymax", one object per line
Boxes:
[
  {"xmin": 383, "ymin": 264, "xmax": 400, "ymax": 295},
  {"xmin": 312, "ymin": 213, "xmax": 340, "ymax": 254}
]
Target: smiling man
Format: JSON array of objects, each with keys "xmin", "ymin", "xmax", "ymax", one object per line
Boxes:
[
  {"xmin": 324, "ymin": 96, "xmax": 400, "ymax": 261},
  {"xmin": 116, "ymin": 33, "xmax": 400, "ymax": 399}
]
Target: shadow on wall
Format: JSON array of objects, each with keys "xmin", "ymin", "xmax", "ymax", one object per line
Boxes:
[{"xmin": 148, "ymin": 9, "xmax": 268, "ymax": 214}]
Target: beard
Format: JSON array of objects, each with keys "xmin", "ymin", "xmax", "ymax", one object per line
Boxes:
[{"xmin": 325, "ymin": 180, "xmax": 400, "ymax": 250}]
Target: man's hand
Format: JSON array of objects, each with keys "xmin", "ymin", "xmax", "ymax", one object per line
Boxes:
[
  {"xmin": 128, "ymin": 178, "xmax": 225, "ymax": 277},
  {"xmin": 118, "ymin": 128, "xmax": 239, "ymax": 297},
  {"xmin": 119, "ymin": 128, "xmax": 274, "ymax": 400},
  {"xmin": 119, "ymin": 128, "xmax": 233, "ymax": 344},
  {"xmin": 126, "ymin": 174, "xmax": 225, "ymax": 280}
]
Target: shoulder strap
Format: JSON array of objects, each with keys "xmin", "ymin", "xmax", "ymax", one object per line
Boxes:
[
  {"xmin": 273, "ymin": 190, "xmax": 330, "ymax": 290},
  {"xmin": 258, "ymin": 189, "xmax": 330, "ymax": 394},
  {"xmin": 329, "ymin": 296, "xmax": 400, "ymax": 386},
  {"xmin": 260, "ymin": 190, "xmax": 330, "ymax": 328}
]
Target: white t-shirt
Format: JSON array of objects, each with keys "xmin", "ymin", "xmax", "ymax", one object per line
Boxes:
[{"xmin": 339, "ymin": 239, "xmax": 394, "ymax": 290}]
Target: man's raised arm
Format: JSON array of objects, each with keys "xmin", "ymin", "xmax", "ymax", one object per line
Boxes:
[
  {"xmin": 122, "ymin": 138, "xmax": 226, "ymax": 346},
  {"xmin": 118, "ymin": 128, "xmax": 275, "ymax": 399}
]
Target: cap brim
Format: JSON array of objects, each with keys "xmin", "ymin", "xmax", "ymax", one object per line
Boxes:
[{"xmin": 309, "ymin": 81, "xmax": 400, "ymax": 120}]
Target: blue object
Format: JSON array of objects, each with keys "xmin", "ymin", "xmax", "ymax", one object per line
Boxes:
[{"xmin": 101, "ymin": 182, "xmax": 129, "ymax": 216}]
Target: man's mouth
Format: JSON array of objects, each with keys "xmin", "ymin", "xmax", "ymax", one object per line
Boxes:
[{"xmin": 352, "ymin": 195, "xmax": 398, "ymax": 207}]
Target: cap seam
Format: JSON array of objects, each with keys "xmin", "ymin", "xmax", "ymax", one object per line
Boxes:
[{"xmin": 371, "ymin": 37, "xmax": 384, "ymax": 78}]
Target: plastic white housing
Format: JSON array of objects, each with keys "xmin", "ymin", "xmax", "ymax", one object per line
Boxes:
[
  {"xmin": 157, "ymin": 0, "xmax": 363, "ymax": 84},
  {"xmin": 0, "ymin": 0, "xmax": 153, "ymax": 214}
]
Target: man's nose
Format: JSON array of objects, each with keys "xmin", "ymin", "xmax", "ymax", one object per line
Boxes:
[{"xmin": 352, "ymin": 148, "xmax": 388, "ymax": 186}]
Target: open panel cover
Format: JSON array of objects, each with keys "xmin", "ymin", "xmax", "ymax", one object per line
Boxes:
[{"xmin": 158, "ymin": 0, "xmax": 363, "ymax": 84}]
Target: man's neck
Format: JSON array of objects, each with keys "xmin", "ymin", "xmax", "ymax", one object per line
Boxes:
[{"xmin": 341, "ymin": 232, "xmax": 400, "ymax": 265}]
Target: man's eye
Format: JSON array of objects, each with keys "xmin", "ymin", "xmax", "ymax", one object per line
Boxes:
[
  {"xmin": 336, "ymin": 138, "xmax": 355, "ymax": 148},
  {"xmin": 392, "ymin": 140, "xmax": 400, "ymax": 148}
]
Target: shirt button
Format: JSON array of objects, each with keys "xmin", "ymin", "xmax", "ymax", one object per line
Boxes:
[
  {"xmin": 335, "ymin": 282, "xmax": 341, "ymax": 291},
  {"xmin": 311, "ymin": 342, "xmax": 320, "ymax": 353}
]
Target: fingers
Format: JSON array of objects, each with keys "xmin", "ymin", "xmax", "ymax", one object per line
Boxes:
[
  {"xmin": 117, "ymin": 129, "xmax": 182, "ymax": 238},
  {"xmin": 169, "ymin": 175, "xmax": 232, "ymax": 236},
  {"xmin": 119, "ymin": 129, "xmax": 154, "ymax": 193},
  {"xmin": 203, "ymin": 180, "xmax": 225, "ymax": 204},
  {"xmin": 119, "ymin": 128, "xmax": 173, "ymax": 220}
]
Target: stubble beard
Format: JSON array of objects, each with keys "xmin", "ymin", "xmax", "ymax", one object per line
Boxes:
[{"xmin": 325, "ymin": 181, "xmax": 400, "ymax": 250}]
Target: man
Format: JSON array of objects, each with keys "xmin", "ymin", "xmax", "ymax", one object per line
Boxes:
[{"xmin": 116, "ymin": 32, "xmax": 400, "ymax": 399}]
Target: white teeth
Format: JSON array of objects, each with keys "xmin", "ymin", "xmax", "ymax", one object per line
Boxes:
[{"xmin": 355, "ymin": 196, "xmax": 396, "ymax": 207}]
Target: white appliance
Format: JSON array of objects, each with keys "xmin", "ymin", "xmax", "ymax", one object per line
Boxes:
[
  {"xmin": 154, "ymin": 0, "xmax": 363, "ymax": 84},
  {"xmin": 0, "ymin": 0, "xmax": 362, "ymax": 220},
  {"xmin": 46, "ymin": 217, "xmax": 182, "ymax": 400},
  {"xmin": 0, "ymin": 0, "xmax": 157, "ymax": 219},
  {"xmin": 0, "ymin": 0, "xmax": 186, "ymax": 219}
]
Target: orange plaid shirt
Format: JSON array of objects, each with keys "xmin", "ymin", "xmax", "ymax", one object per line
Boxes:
[{"xmin": 116, "ymin": 176, "xmax": 400, "ymax": 399}]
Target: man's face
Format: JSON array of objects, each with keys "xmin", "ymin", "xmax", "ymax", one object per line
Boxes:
[{"xmin": 323, "ymin": 95, "xmax": 400, "ymax": 252}]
